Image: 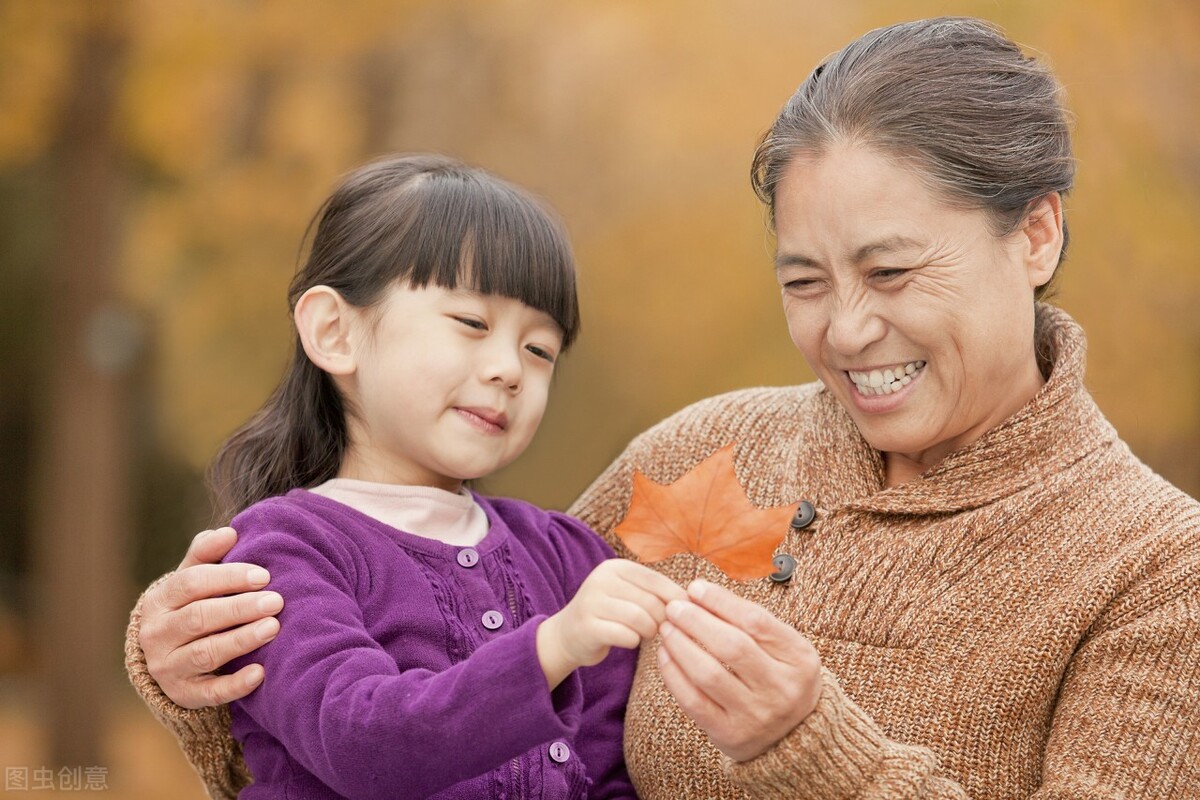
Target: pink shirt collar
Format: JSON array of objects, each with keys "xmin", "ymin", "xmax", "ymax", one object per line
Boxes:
[{"xmin": 308, "ymin": 478, "xmax": 489, "ymax": 546}]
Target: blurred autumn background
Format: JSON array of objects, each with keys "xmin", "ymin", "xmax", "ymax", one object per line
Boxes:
[{"xmin": 0, "ymin": 0, "xmax": 1196, "ymax": 796}]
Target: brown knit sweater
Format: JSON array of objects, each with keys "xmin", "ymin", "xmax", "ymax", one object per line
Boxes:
[{"xmin": 126, "ymin": 305, "xmax": 1200, "ymax": 798}]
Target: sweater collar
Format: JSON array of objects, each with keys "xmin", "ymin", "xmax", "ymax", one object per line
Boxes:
[{"xmin": 799, "ymin": 304, "xmax": 1118, "ymax": 515}]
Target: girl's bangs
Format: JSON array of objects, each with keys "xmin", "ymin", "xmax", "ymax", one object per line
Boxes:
[{"xmin": 402, "ymin": 174, "xmax": 580, "ymax": 348}]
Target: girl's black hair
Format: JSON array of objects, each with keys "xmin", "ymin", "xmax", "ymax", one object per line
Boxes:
[{"xmin": 208, "ymin": 154, "xmax": 579, "ymax": 522}]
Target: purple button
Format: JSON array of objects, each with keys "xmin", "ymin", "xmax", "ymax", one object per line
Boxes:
[
  {"xmin": 481, "ymin": 610, "xmax": 504, "ymax": 630},
  {"xmin": 548, "ymin": 741, "xmax": 571, "ymax": 764},
  {"xmin": 456, "ymin": 548, "xmax": 479, "ymax": 568}
]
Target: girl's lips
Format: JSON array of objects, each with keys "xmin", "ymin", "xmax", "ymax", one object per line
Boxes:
[{"xmin": 454, "ymin": 407, "xmax": 508, "ymax": 433}]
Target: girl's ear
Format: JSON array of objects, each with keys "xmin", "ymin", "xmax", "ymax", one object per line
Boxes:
[
  {"xmin": 295, "ymin": 286, "xmax": 358, "ymax": 376},
  {"xmin": 1020, "ymin": 192, "xmax": 1064, "ymax": 290}
]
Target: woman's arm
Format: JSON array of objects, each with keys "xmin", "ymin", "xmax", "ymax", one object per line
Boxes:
[
  {"xmin": 674, "ymin": 560, "xmax": 1200, "ymax": 799},
  {"xmin": 1037, "ymin": 551, "xmax": 1200, "ymax": 797},
  {"xmin": 124, "ymin": 527, "xmax": 278, "ymax": 800},
  {"xmin": 658, "ymin": 580, "xmax": 968, "ymax": 799}
]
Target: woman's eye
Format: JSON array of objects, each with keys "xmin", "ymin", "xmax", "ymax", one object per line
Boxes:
[
  {"xmin": 782, "ymin": 278, "xmax": 821, "ymax": 293},
  {"xmin": 526, "ymin": 344, "xmax": 556, "ymax": 363},
  {"xmin": 454, "ymin": 316, "xmax": 487, "ymax": 331},
  {"xmin": 872, "ymin": 268, "xmax": 908, "ymax": 281}
]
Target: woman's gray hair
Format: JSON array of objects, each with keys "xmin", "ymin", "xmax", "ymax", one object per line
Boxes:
[{"xmin": 751, "ymin": 17, "xmax": 1075, "ymax": 299}]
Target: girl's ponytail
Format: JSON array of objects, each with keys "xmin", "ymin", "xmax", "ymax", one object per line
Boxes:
[{"xmin": 208, "ymin": 346, "xmax": 347, "ymax": 524}]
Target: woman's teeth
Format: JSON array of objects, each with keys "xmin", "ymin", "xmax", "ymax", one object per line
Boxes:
[{"xmin": 848, "ymin": 361, "xmax": 925, "ymax": 396}]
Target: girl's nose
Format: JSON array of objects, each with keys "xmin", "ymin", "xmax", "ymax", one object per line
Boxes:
[{"xmin": 484, "ymin": 345, "xmax": 523, "ymax": 393}]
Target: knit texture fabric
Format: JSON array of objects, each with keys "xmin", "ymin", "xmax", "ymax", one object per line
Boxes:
[
  {"xmin": 126, "ymin": 304, "xmax": 1200, "ymax": 798},
  {"xmin": 125, "ymin": 575, "xmax": 253, "ymax": 799}
]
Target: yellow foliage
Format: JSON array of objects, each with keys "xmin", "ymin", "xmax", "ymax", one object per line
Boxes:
[
  {"xmin": 5, "ymin": 0, "xmax": 1197, "ymax": 501},
  {"xmin": 0, "ymin": 2, "xmax": 83, "ymax": 166}
]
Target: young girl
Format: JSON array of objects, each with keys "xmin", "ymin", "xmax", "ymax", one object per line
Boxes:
[{"xmin": 213, "ymin": 154, "xmax": 684, "ymax": 799}]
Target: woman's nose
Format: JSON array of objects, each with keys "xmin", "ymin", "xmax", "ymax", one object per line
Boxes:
[{"xmin": 825, "ymin": 292, "xmax": 886, "ymax": 356}]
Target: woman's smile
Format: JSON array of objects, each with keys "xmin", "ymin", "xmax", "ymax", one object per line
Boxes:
[
  {"xmin": 844, "ymin": 360, "xmax": 926, "ymax": 412},
  {"xmin": 847, "ymin": 360, "xmax": 927, "ymax": 397}
]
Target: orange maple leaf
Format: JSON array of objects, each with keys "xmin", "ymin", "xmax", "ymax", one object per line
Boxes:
[{"xmin": 613, "ymin": 444, "xmax": 794, "ymax": 581}]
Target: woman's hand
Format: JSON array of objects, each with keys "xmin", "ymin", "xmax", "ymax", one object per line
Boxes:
[
  {"xmin": 537, "ymin": 559, "xmax": 687, "ymax": 689},
  {"xmin": 657, "ymin": 579, "xmax": 822, "ymax": 762},
  {"xmin": 139, "ymin": 527, "xmax": 283, "ymax": 708}
]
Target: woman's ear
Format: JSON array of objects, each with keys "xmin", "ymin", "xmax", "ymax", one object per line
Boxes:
[
  {"xmin": 1020, "ymin": 192, "xmax": 1064, "ymax": 290},
  {"xmin": 294, "ymin": 286, "xmax": 358, "ymax": 376}
]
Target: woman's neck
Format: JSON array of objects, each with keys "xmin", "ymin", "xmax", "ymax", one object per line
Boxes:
[{"xmin": 883, "ymin": 452, "xmax": 940, "ymax": 488}]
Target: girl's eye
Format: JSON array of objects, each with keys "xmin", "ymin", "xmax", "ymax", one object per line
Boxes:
[
  {"xmin": 454, "ymin": 316, "xmax": 487, "ymax": 331},
  {"xmin": 526, "ymin": 344, "xmax": 556, "ymax": 364}
]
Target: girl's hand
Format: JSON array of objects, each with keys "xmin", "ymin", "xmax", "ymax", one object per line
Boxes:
[
  {"xmin": 657, "ymin": 579, "xmax": 822, "ymax": 762},
  {"xmin": 140, "ymin": 527, "xmax": 284, "ymax": 708},
  {"xmin": 537, "ymin": 559, "xmax": 686, "ymax": 689}
]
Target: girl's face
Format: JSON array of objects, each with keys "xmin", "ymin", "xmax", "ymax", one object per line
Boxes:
[{"xmin": 338, "ymin": 282, "xmax": 564, "ymax": 491}]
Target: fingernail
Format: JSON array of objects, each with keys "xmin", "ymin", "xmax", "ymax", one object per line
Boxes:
[
  {"xmin": 244, "ymin": 664, "xmax": 264, "ymax": 687},
  {"xmin": 257, "ymin": 592, "xmax": 283, "ymax": 614},
  {"xmin": 255, "ymin": 618, "xmax": 279, "ymax": 640},
  {"xmin": 666, "ymin": 600, "xmax": 685, "ymax": 620},
  {"xmin": 689, "ymin": 580, "xmax": 710, "ymax": 600},
  {"xmin": 660, "ymin": 621, "xmax": 675, "ymax": 638},
  {"xmin": 247, "ymin": 568, "xmax": 270, "ymax": 587}
]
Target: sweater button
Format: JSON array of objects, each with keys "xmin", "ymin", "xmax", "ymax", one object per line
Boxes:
[
  {"xmin": 481, "ymin": 610, "xmax": 504, "ymax": 630},
  {"xmin": 790, "ymin": 500, "xmax": 816, "ymax": 530},
  {"xmin": 548, "ymin": 741, "xmax": 571, "ymax": 763},
  {"xmin": 456, "ymin": 548, "xmax": 480, "ymax": 568},
  {"xmin": 769, "ymin": 554, "xmax": 797, "ymax": 583}
]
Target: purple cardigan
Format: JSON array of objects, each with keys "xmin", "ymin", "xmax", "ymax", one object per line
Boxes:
[{"xmin": 223, "ymin": 489, "xmax": 637, "ymax": 799}]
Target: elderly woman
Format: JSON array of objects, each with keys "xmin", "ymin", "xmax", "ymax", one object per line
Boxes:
[{"xmin": 126, "ymin": 17, "xmax": 1199, "ymax": 799}]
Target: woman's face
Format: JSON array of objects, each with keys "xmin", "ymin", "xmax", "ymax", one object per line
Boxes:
[{"xmin": 773, "ymin": 144, "xmax": 1059, "ymax": 479}]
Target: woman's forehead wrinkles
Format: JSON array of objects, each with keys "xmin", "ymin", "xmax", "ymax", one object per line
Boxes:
[
  {"xmin": 774, "ymin": 234, "xmax": 927, "ymax": 270},
  {"xmin": 849, "ymin": 234, "xmax": 925, "ymax": 264},
  {"xmin": 774, "ymin": 251, "xmax": 820, "ymax": 270}
]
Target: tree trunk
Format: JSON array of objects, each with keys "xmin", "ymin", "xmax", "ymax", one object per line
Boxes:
[{"xmin": 29, "ymin": 1, "xmax": 132, "ymax": 768}]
